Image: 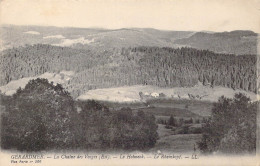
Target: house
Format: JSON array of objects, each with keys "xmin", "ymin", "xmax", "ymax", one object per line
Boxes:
[{"xmin": 151, "ymin": 92, "xmax": 159, "ymax": 98}]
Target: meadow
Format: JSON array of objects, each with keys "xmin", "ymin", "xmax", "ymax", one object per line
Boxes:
[{"xmin": 99, "ymin": 98, "xmax": 212, "ymax": 153}]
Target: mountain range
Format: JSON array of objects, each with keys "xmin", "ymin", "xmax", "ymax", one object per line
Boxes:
[
  {"xmin": 1, "ymin": 25, "xmax": 257, "ymax": 55},
  {"xmin": 0, "ymin": 25, "xmax": 258, "ymax": 102}
]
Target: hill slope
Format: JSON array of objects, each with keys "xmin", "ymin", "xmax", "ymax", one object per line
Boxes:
[
  {"xmin": 0, "ymin": 71, "xmax": 74, "ymax": 95},
  {"xmin": 0, "ymin": 45, "xmax": 257, "ymax": 98},
  {"xmin": 0, "ymin": 25, "xmax": 193, "ymax": 51},
  {"xmin": 1, "ymin": 25, "xmax": 258, "ymax": 55},
  {"xmin": 77, "ymin": 84, "xmax": 258, "ymax": 103},
  {"xmin": 174, "ymin": 30, "xmax": 258, "ymax": 55}
]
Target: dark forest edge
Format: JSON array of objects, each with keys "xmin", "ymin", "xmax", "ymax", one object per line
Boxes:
[
  {"xmin": 0, "ymin": 78, "xmax": 257, "ymax": 154},
  {"xmin": 0, "ymin": 45, "xmax": 257, "ymax": 98}
]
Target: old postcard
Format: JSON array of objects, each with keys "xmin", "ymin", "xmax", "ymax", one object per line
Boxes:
[{"xmin": 0, "ymin": 0, "xmax": 259, "ymax": 165}]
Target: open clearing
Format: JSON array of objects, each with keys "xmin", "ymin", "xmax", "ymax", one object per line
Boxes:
[
  {"xmin": 77, "ymin": 84, "xmax": 258, "ymax": 103},
  {"xmin": 101, "ymin": 99, "xmax": 212, "ymax": 117},
  {"xmin": 0, "ymin": 71, "xmax": 74, "ymax": 96},
  {"xmin": 147, "ymin": 99, "xmax": 213, "ymax": 117},
  {"xmin": 139, "ymin": 107, "xmax": 201, "ymax": 118},
  {"xmin": 150, "ymin": 124, "xmax": 202, "ymax": 153}
]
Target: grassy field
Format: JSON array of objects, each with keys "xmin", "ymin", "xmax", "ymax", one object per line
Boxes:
[
  {"xmin": 101, "ymin": 98, "xmax": 212, "ymax": 117},
  {"xmin": 150, "ymin": 124, "xmax": 202, "ymax": 153},
  {"xmin": 139, "ymin": 107, "xmax": 201, "ymax": 118},
  {"xmin": 147, "ymin": 99, "xmax": 213, "ymax": 117},
  {"xmin": 77, "ymin": 84, "xmax": 258, "ymax": 102},
  {"xmin": 96, "ymin": 98, "xmax": 209, "ymax": 153}
]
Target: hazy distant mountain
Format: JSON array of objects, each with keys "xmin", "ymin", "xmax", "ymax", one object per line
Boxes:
[
  {"xmin": 0, "ymin": 25, "xmax": 109, "ymax": 50},
  {"xmin": 174, "ymin": 30, "xmax": 258, "ymax": 55},
  {"xmin": 0, "ymin": 25, "xmax": 193, "ymax": 51},
  {"xmin": 1, "ymin": 25, "xmax": 257, "ymax": 55}
]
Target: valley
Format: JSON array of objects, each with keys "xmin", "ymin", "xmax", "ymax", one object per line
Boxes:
[{"xmin": 0, "ymin": 25, "xmax": 258, "ymax": 154}]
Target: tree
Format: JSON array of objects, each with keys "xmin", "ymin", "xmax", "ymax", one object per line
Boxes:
[
  {"xmin": 139, "ymin": 92, "xmax": 144, "ymax": 100},
  {"xmin": 1, "ymin": 78, "xmax": 77, "ymax": 151},
  {"xmin": 1, "ymin": 79, "xmax": 159, "ymax": 152},
  {"xmin": 168, "ymin": 115, "xmax": 176, "ymax": 126},
  {"xmin": 178, "ymin": 118, "xmax": 184, "ymax": 127},
  {"xmin": 76, "ymin": 100, "xmax": 111, "ymax": 150},
  {"xmin": 197, "ymin": 93, "xmax": 257, "ymax": 154},
  {"xmin": 189, "ymin": 118, "xmax": 193, "ymax": 124},
  {"xmin": 159, "ymin": 93, "xmax": 166, "ymax": 98},
  {"xmin": 1, "ymin": 45, "xmax": 256, "ymax": 98},
  {"xmin": 110, "ymin": 108, "xmax": 158, "ymax": 150}
]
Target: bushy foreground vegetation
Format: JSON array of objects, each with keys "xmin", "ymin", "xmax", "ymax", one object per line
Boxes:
[
  {"xmin": 0, "ymin": 78, "xmax": 158, "ymax": 151},
  {"xmin": 197, "ymin": 93, "xmax": 257, "ymax": 154},
  {"xmin": 0, "ymin": 78, "xmax": 256, "ymax": 154},
  {"xmin": 153, "ymin": 93, "xmax": 256, "ymax": 154}
]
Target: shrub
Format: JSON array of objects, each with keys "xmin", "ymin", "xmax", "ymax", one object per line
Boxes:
[
  {"xmin": 195, "ymin": 119, "xmax": 200, "ymax": 124},
  {"xmin": 75, "ymin": 100, "xmax": 111, "ymax": 149},
  {"xmin": 189, "ymin": 127, "xmax": 202, "ymax": 134},
  {"xmin": 110, "ymin": 109, "xmax": 158, "ymax": 150},
  {"xmin": 159, "ymin": 93, "xmax": 166, "ymax": 98},
  {"xmin": 165, "ymin": 125, "xmax": 173, "ymax": 129},
  {"xmin": 184, "ymin": 118, "xmax": 193, "ymax": 124},
  {"xmin": 168, "ymin": 115, "xmax": 176, "ymax": 126},
  {"xmin": 197, "ymin": 93, "xmax": 257, "ymax": 154},
  {"xmin": 178, "ymin": 118, "xmax": 184, "ymax": 127},
  {"xmin": 176, "ymin": 125, "xmax": 190, "ymax": 134}
]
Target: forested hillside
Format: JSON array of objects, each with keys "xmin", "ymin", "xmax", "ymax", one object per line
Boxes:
[
  {"xmin": 0, "ymin": 45, "xmax": 257, "ymax": 97},
  {"xmin": 174, "ymin": 30, "xmax": 258, "ymax": 55},
  {"xmin": 0, "ymin": 45, "xmax": 111, "ymax": 84}
]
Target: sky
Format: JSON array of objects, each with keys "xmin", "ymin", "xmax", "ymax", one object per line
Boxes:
[{"xmin": 0, "ymin": 0, "xmax": 260, "ymax": 32}]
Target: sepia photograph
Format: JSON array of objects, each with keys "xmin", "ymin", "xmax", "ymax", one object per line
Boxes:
[{"xmin": 0, "ymin": 0, "xmax": 259, "ymax": 165}]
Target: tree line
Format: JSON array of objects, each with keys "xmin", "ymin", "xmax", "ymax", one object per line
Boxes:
[{"xmin": 0, "ymin": 45, "xmax": 256, "ymax": 98}]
